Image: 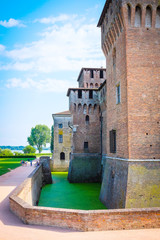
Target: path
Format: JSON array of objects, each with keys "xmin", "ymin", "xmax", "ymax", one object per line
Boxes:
[{"xmin": 0, "ymin": 166, "xmax": 160, "ymax": 240}]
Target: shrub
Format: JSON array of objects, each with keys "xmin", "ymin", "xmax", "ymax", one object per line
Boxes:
[{"xmin": 23, "ymin": 145, "xmax": 36, "ymax": 154}]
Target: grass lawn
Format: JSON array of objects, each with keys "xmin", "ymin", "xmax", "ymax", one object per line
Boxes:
[
  {"xmin": 0, "ymin": 158, "xmax": 35, "ymax": 176},
  {"xmin": 36, "ymin": 153, "xmax": 52, "ymax": 157},
  {"xmin": 38, "ymin": 172, "xmax": 106, "ymax": 210}
]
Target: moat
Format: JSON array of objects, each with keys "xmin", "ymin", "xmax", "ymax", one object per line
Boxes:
[{"xmin": 38, "ymin": 172, "xmax": 106, "ymax": 210}]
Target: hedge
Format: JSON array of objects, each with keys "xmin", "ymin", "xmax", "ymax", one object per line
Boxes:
[{"xmin": 0, "ymin": 155, "xmax": 36, "ymax": 159}]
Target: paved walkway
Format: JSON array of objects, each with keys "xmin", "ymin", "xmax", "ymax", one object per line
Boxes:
[{"xmin": 0, "ymin": 166, "xmax": 160, "ymax": 240}]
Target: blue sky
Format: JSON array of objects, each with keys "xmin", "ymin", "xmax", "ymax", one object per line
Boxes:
[{"xmin": 0, "ymin": 0, "xmax": 106, "ymax": 146}]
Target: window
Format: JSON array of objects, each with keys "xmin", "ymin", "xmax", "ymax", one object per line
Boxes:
[
  {"xmin": 113, "ymin": 48, "xmax": 116, "ymax": 68},
  {"xmin": 84, "ymin": 142, "xmax": 88, "ymax": 150},
  {"xmin": 74, "ymin": 103, "xmax": 76, "ymax": 112},
  {"xmin": 135, "ymin": 5, "xmax": 142, "ymax": 27},
  {"xmin": 110, "ymin": 130, "xmax": 116, "ymax": 153},
  {"xmin": 127, "ymin": 4, "xmax": 131, "ymax": 26},
  {"xmin": 78, "ymin": 90, "xmax": 82, "ymax": 98},
  {"xmin": 90, "ymin": 70, "xmax": 94, "ymax": 78},
  {"xmin": 156, "ymin": 6, "xmax": 160, "ymax": 28},
  {"xmin": 58, "ymin": 124, "xmax": 63, "ymax": 129},
  {"xmin": 86, "ymin": 83, "xmax": 88, "ymax": 88},
  {"xmin": 100, "ymin": 70, "xmax": 103, "ymax": 78},
  {"xmin": 145, "ymin": 6, "xmax": 152, "ymax": 28},
  {"xmin": 60, "ymin": 152, "xmax": 65, "ymax": 160},
  {"xmin": 89, "ymin": 90, "xmax": 93, "ymax": 99},
  {"xmin": 59, "ymin": 134, "xmax": 63, "ymax": 143},
  {"xmin": 95, "ymin": 83, "xmax": 99, "ymax": 88},
  {"xmin": 116, "ymin": 84, "xmax": 121, "ymax": 104},
  {"xmin": 85, "ymin": 115, "xmax": 89, "ymax": 125}
]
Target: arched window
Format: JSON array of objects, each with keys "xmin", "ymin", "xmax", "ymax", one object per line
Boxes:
[
  {"xmin": 78, "ymin": 103, "xmax": 82, "ymax": 113},
  {"xmin": 95, "ymin": 83, "xmax": 99, "ymax": 88},
  {"xmin": 90, "ymin": 83, "xmax": 93, "ymax": 88},
  {"xmin": 85, "ymin": 115, "xmax": 89, "ymax": 124},
  {"xmin": 127, "ymin": 4, "xmax": 131, "ymax": 26},
  {"xmin": 113, "ymin": 48, "xmax": 116, "ymax": 68},
  {"xmin": 94, "ymin": 104, "xmax": 97, "ymax": 113},
  {"xmin": 145, "ymin": 6, "xmax": 152, "ymax": 28},
  {"xmin": 86, "ymin": 83, "xmax": 88, "ymax": 88},
  {"xmin": 135, "ymin": 5, "xmax": 142, "ymax": 27},
  {"xmin": 88, "ymin": 104, "xmax": 92, "ymax": 114},
  {"xmin": 83, "ymin": 104, "xmax": 87, "ymax": 114},
  {"xmin": 74, "ymin": 103, "xmax": 76, "ymax": 112},
  {"xmin": 156, "ymin": 6, "xmax": 160, "ymax": 28},
  {"xmin": 60, "ymin": 152, "xmax": 65, "ymax": 160}
]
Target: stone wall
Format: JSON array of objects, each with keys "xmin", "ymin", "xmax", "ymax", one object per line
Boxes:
[
  {"xmin": 100, "ymin": 157, "xmax": 160, "ymax": 209},
  {"xmin": 68, "ymin": 153, "xmax": 102, "ymax": 183}
]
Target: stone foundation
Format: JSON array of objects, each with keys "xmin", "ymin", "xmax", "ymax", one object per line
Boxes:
[
  {"xmin": 68, "ymin": 153, "xmax": 102, "ymax": 183},
  {"xmin": 100, "ymin": 156, "xmax": 160, "ymax": 209}
]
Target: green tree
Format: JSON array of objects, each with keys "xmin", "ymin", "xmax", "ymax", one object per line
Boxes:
[
  {"xmin": 28, "ymin": 125, "xmax": 51, "ymax": 153},
  {"xmin": 0, "ymin": 149, "xmax": 13, "ymax": 156},
  {"xmin": 50, "ymin": 125, "xmax": 54, "ymax": 153},
  {"xmin": 23, "ymin": 145, "xmax": 36, "ymax": 154}
]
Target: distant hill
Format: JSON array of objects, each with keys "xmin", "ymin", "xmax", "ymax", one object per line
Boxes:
[{"xmin": 0, "ymin": 146, "xmax": 25, "ymax": 150}]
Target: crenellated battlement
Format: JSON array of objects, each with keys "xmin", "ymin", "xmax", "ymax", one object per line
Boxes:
[{"xmin": 98, "ymin": 0, "xmax": 160, "ymax": 55}]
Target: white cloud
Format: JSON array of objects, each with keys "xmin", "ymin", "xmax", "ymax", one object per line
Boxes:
[
  {"xmin": 0, "ymin": 18, "xmax": 26, "ymax": 28},
  {"xmin": 34, "ymin": 14, "xmax": 74, "ymax": 24},
  {"xmin": 6, "ymin": 77, "xmax": 77, "ymax": 92},
  {"xmin": 1, "ymin": 14, "xmax": 105, "ymax": 73}
]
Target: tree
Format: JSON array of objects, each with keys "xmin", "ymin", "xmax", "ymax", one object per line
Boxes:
[
  {"xmin": 23, "ymin": 145, "xmax": 36, "ymax": 154},
  {"xmin": 0, "ymin": 149, "xmax": 13, "ymax": 156},
  {"xmin": 50, "ymin": 125, "xmax": 54, "ymax": 153},
  {"xmin": 28, "ymin": 125, "xmax": 51, "ymax": 153}
]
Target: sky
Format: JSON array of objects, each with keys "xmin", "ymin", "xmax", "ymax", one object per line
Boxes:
[{"xmin": 0, "ymin": 0, "xmax": 106, "ymax": 146}]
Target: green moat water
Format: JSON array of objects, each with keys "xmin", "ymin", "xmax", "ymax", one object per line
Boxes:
[{"xmin": 38, "ymin": 172, "xmax": 106, "ymax": 210}]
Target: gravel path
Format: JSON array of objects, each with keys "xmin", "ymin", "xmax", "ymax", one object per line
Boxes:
[{"xmin": 0, "ymin": 166, "xmax": 160, "ymax": 240}]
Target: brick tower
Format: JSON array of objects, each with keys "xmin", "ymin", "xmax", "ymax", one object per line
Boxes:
[{"xmin": 98, "ymin": 0, "xmax": 160, "ymax": 208}]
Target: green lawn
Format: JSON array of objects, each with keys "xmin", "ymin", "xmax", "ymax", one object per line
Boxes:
[
  {"xmin": 38, "ymin": 172, "xmax": 106, "ymax": 210},
  {"xmin": 0, "ymin": 158, "xmax": 35, "ymax": 176}
]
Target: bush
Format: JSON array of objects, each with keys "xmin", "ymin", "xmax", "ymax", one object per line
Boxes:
[
  {"xmin": 23, "ymin": 145, "xmax": 36, "ymax": 154},
  {"xmin": 0, "ymin": 149, "xmax": 13, "ymax": 156}
]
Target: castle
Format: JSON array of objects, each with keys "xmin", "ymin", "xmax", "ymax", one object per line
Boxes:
[{"xmin": 52, "ymin": 0, "xmax": 160, "ymax": 209}]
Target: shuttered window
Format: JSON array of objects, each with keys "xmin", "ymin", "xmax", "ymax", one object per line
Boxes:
[{"xmin": 110, "ymin": 130, "xmax": 116, "ymax": 153}]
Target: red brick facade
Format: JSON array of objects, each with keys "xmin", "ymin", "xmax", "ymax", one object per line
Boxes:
[{"xmin": 98, "ymin": 0, "xmax": 160, "ymax": 159}]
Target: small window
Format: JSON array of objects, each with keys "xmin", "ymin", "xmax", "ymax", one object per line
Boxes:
[
  {"xmin": 110, "ymin": 130, "xmax": 116, "ymax": 153},
  {"xmin": 156, "ymin": 6, "xmax": 160, "ymax": 28},
  {"xmin": 74, "ymin": 103, "xmax": 76, "ymax": 112},
  {"xmin": 95, "ymin": 83, "xmax": 99, "ymax": 88},
  {"xmin": 86, "ymin": 83, "xmax": 88, "ymax": 88},
  {"xmin": 145, "ymin": 6, "xmax": 152, "ymax": 28},
  {"xmin": 100, "ymin": 70, "xmax": 103, "ymax": 78},
  {"xmin": 89, "ymin": 90, "xmax": 93, "ymax": 99},
  {"xmin": 135, "ymin": 5, "xmax": 142, "ymax": 27},
  {"xmin": 116, "ymin": 84, "xmax": 121, "ymax": 104},
  {"xmin": 113, "ymin": 48, "xmax": 116, "ymax": 68},
  {"xmin": 59, "ymin": 134, "xmax": 63, "ymax": 143},
  {"xmin": 58, "ymin": 124, "xmax": 63, "ymax": 129},
  {"xmin": 90, "ymin": 70, "xmax": 94, "ymax": 78},
  {"xmin": 127, "ymin": 4, "xmax": 131, "ymax": 26},
  {"xmin": 78, "ymin": 90, "xmax": 82, "ymax": 99},
  {"xmin": 60, "ymin": 152, "xmax": 65, "ymax": 160},
  {"xmin": 84, "ymin": 142, "xmax": 88, "ymax": 150},
  {"xmin": 86, "ymin": 115, "xmax": 89, "ymax": 124}
]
